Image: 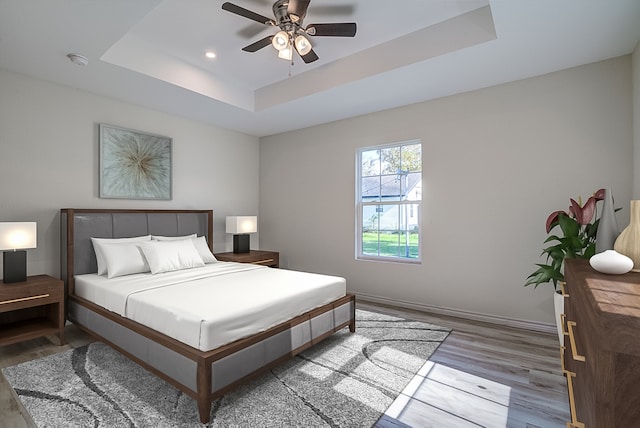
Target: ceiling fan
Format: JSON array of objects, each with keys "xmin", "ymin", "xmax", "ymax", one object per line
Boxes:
[{"xmin": 221, "ymin": 0, "xmax": 357, "ymax": 64}]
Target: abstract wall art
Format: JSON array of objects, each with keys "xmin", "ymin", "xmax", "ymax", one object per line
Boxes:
[{"xmin": 99, "ymin": 124, "xmax": 172, "ymax": 200}]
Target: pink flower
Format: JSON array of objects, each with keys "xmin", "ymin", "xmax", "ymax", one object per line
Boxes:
[
  {"xmin": 570, "ymin": 196, "xmax": 596, "ymax": 225},
  {"xmin": 546, "ymin": 210, "xmax": 565, "ymax": 233},
  {"xmin": 545, "ymin": 188, "xmax": 605, "ymax": 232}
]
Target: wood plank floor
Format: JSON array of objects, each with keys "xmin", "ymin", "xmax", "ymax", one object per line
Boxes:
[
  {"xmin": 361, "ymin": 301, "xmax": 571, "ymax": 428},
  {"xmin": 0, "ymin": 300, "xmax": 570, "ymax": 427}
]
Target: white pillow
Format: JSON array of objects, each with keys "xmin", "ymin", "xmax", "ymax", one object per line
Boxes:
[
  {"xmin": 91, "ymin": 235, "xmax": 151, "ymax": 275},
  {"xmin": 139, "ymin": 239, "xmax": 205, "ymax": 274},
  {"xmin": 151, "ymin": 234, "xmax": 197, "ymax": 241},
  {"xmin": 152, "ymin": 234, "xmax": 216, "ymax": 264},
  {"xmin": 192, "ymin": 236, "xmax": 217, "ymax": 264},
  {"xmin": 99, "ymin": 242, "xmax": 150, "ymax": 279}
]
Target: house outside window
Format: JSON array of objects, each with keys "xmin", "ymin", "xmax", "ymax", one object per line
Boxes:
[{"xmin": 356, "ymin": 140, "xmax": 422, "ymax": 263}]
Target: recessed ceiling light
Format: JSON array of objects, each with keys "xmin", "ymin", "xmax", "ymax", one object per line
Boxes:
[{"xmin": 205, "ymin": 51, "xmax": 216, "ymax": 59}]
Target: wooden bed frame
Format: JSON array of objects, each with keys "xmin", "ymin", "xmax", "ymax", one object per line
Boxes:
[{"xmin": 60, "ymin": 208, "xmax": 356, "ymax": 423}]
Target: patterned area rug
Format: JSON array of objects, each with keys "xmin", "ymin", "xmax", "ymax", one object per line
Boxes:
[{"xmin": 2, "ymin": 310, "xmax": 449, "ymax": 427}]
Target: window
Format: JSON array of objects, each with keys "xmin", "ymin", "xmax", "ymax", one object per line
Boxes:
[{"xmin": 357, "ymin": 140, "xmax": 422, "ymax": 262}]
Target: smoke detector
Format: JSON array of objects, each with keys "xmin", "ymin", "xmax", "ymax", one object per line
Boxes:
[{"xmin": 67, "ymin": 53, "xmax": 89, "ymax": 66}]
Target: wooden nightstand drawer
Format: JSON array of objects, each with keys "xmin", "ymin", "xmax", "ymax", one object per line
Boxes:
[
  {"xmin": 0, "ymin": 292, "xmax": 58, "ymax": 311},
  {"xmin": 214, "ymin": 250, "xmax": 280, "ymax": 268},
  {"xmin": 0, "ymin": 275, "xmax": 65, "ymax": 347}
]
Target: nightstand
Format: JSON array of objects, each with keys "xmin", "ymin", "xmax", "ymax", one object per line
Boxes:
[
  {"xmin": 0, "ymin": 275, "xmax": 65, "ymax": 346},
  {"xmin": 214, "ymin": 250, "xmax": 279, "ymax": 268}
]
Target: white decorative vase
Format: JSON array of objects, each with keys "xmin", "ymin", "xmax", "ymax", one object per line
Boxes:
[
  {"xmin": 553, "ymin": 291, "xmax": 564, "ymax": 346},
  {"xmin": 589, "ymin": 250, "xmax": 633, "ymax": 275},
  {"xmin": 614, "ymin": 200, "xmax": 640, "ymax": 272}
]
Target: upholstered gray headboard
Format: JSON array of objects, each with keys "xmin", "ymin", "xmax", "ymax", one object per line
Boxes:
[{"xmin": 60, "ymin": 209, "xmax": 213, "ymax": 294}]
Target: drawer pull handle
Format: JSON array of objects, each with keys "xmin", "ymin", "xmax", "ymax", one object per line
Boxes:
[
  {"xmin": 567, "ymin": 321, "xmax": 586, "ymax": 362},
  {"xmin": 560, "ymin": 281, "xmax": 569, "ymax": 297},
  {"xmin": 0, "ymin": 294, "xmax": 50, "ymax": 305},
  {"xmin": 563, "ymin": 370, "xmax": 585, "ymax": 428},
  {"xmin": 561, "ymin": 314, "xmax": 569, "ymax": 336},
  {"xmin": 252, "ymin": 259, "xmax": 274, "ymax": 265}
]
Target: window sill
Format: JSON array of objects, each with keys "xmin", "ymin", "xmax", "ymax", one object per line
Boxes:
[{"xmin": 356, "ymin": 255, "xmax": 422, "ymax": 265}]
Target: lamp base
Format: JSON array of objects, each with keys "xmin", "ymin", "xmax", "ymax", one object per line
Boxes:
[
  {"xmin": 233, "ymin": 234, "xmax": 250, "ymax": 254},
  {"xmin": 3, "ymin": 250, "xmax": 27, "ymax": 283}
]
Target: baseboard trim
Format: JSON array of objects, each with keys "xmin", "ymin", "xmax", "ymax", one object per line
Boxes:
[{"xmin": 354, "ymin": 292, "xmax": 557, "ymax": 335}]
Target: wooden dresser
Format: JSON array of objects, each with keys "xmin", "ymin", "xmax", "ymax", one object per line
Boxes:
[{"xmin": 562, "ymin": 258, "xmax": 640, "ymax": 427}]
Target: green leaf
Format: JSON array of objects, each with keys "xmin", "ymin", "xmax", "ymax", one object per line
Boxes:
[
  {"xmin": 565, "ymin": 235, "xmax": 584, "ymax": 252},
  {"xmin": 585, "ymin": 220, "xmax": 599, "ymax": 239},
  {"xmin": 583, "ymin": 243, "xmax": 596, "ymax": 259},
  {"xmin": 525, "ymin": 264, "xmax": 564, "ymax": 289},
  {"xmin": 542, "ymin": 246, "xmax": 565, "ymax": 264},
  {"xmin": 558, "ymin": 214, "xmax": 580, "ymax": 238},
  {"xmin": 543, "ymin": 234, "xmax": 562, "ymax": 244}
]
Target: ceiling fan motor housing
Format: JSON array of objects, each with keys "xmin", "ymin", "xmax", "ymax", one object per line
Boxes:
[{"xmin": 273, "ymin": 0, "xmax": 296, "ymax": 31}]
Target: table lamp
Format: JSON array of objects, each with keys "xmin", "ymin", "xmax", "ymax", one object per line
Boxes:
[
  {"xmin": 226, "ymin": 216, "xmax": 257, "ymax": 254},
  {"xmin": 0, "ymin": 222, "xmax": 37, "ymax": 283}
]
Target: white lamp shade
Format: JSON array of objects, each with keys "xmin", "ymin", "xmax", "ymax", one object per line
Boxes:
[
  {"xmin": 226, "ymin": 216, "xmax": 257, "ymax": 234},
  {"xmin": 272, "ymin": 31, "xmax": 289, "ymax": 51},
  {"xmin": 0, "ymin": 222, "xmax": 37, "ymax": 250},
  {"xmin": 294, "ymin": 35, "xmax": 312, "ymax": 55},
  {"xmin": 278, "ymin": 46, "xmax": 293, "ymax": 60}
]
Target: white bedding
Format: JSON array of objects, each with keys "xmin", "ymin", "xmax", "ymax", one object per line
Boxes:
[{"xmin": 74, "ymin": 262, "xmax": 346, "ymax": 351}]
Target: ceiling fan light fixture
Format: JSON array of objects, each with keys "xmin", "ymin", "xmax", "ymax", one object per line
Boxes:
[
  {"xmin": 294, "ymin": 35, "xmax": 312, "ymax": 55},
  {"xmin": 272, "ymin": 30, "xmax": 290, "ymax": 51},
  {"xmin": 278, "ymin": 46, "xmax": 293, "ymax": 60}
]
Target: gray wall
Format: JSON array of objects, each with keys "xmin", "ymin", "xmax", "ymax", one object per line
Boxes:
[
  {"xmin": 0, "ymin": 69, "xmax": 260, "ymax": 279},
  {"xmin": 1, "ymin": 53, "xmax": 636, "ymax": 328},
  {"xmin": 634, "ymin": 42, "xmax": 640, "ymax": 199},
  {"xmin": 259, "ymin": 56, "xmax": 634, "ymax": 326}
]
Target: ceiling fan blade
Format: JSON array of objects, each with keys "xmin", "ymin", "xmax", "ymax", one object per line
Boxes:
[
  {"xmin": 222, "ymin": 2, "xmax": 275, "ymax": 26},
  {"xmin": 306, "ymin": 23, "xmax": 357, "ymax": 37},
  {"xmin": 300, "ymin": 48, "xmax": 319, "ymax": 64},
  {"xmin": 242, "ymin": 36, "xmax": 274, "ymax": 52},
  {"xmin": 288, "ymin": 0, "xmax": 310, "ymax": 22}
]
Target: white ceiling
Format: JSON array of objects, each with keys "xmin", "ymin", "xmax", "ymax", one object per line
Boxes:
[{"xmin": 1, "ymin": 0, "xmax": 639, "ymax": 137}]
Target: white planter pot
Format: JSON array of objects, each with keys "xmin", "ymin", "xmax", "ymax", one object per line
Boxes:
[{"xmin": 553, "ymin": 291, "xmax": 564, "ymax": 346}]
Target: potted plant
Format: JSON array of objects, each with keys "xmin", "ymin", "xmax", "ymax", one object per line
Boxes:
[{"xmin": 526, "ymin": 188, "xmax": 605, "ymax": 343}]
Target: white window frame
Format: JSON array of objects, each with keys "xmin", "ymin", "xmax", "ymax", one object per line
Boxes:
[{"xmin": 356, "ymin": 140, "xmax": 422, "ymax": 264}]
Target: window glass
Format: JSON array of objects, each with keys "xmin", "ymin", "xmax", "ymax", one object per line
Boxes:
[
  {"xmin": 361, "ymin": 149, "xmax": 380, "ymax": 176},
  {"xmin": 357, "ymin": 140, "xmax": 422, "ymax": 262}
]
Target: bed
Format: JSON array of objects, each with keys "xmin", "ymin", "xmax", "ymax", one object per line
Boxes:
[{"xmin": 60, "ymin": 208, "xmax": 355, "ymax": 423}]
